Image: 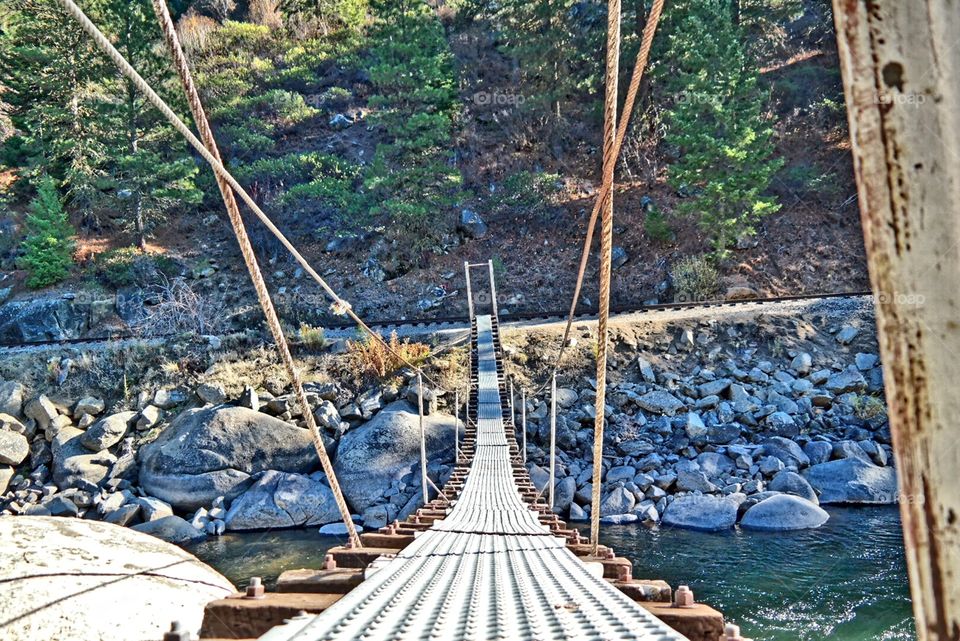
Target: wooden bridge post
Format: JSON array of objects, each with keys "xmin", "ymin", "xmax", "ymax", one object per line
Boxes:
[
  {"xmin": 832, "ymin": 1, "xmax": 960, "ymax": 638},
  {"xmin": 509, "ymin": 379, "xmax": 515, "ymax": 430},
  {"xmin": 417, "ymin": 372, "xmax": 428, "ymax": 505},
  {"xmin": 549, "ymin": 373, "xmax": 557, "ymax": 510}
]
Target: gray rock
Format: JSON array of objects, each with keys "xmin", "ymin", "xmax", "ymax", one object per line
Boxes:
[
  {"xmin": 553, "ymin": 476, "xmax": 576, "ymax": 513},
  {"xmin": 758, "ymin": 456, "xmax": 785, "ymax": 476},
  {"xmin": 599, "ymin": 486, "xmax": 636, "ymax": 516},
  {"xmin": 45, "ymin": 495, "xmax": 80, "ymax": 518},
  {"xmin": 0, "ymin": 381, "xmax": 25, "ymax": 417},
  {"xmin": 555, "ymin": 388, "xmax": 579, "ymax": 409},
  {"xmin": 3, "ymin": 517, "xmax": 231, "ymax": 640},
  {"xmin": 697, "ymin": 379, "xmax": 731, "ymax": 398},
  {"xmin": 104, "ymin": 503, "xmax": 140, "ymax": 526},
  {"xmin": 766, "ymin": 411, "xmax": 798, "ymax": 437},
  {"xmin": 362, "ymin": 504, "xmax": 392, "ymax": 530},
  {"xmin": 0, "ymin": 412, "xmax": 26, "ymax": 435},
  {"xmin": 662, "ymin": 495, "xmax": 739, "ymax": 531},
  {"xmin": 0, "ymin": 430, "xmax": 29, "ymax": 465},
  {"xmin": 132, "ymin": 515, "xmax": 207, "ymax": 544},
  {"xmin": 740, "ymin": 494, "xmax": 829, "ymax": 531},
  {"xmin": 605, "ymin": 465, "xmax": 636, "ymax": 484},
  {"xmin": 52, "ymin": 427, "xmax": 115, "ymax": 489},
  {"xmin": 790, "ymin": 353, "xmax": 813, "ymax": 375},
  {"xmin": 139, "ymin": 405, "xmax": 321, "ymax": 511},
  {"xmin": 803, "ymin": 441, "xmax": 833, "ymax": 465},
  {"xmin": 757, "ymin": 437, "xmax": 810, "ymax": 469},
  {"xmin": 569, "ymin": 503, "xmax": 588, "ymax": 521},
  {"xmin": 153, "ymin": 389, "xmax": 187, "ymax": 410},
  {"xmin": 676, "ymin": 469, "xmax": 715, "ymax": 493},
  {"xmin": 136, "ymin": 406, "xmax": 162, "ymax": 431},
  {"xmin": 0, "ymin": 465, "xmax": 13, "ymax": 494},
  {"xmin": 314, "ymin": 401, "xmax": 342, "ymax": 432},
  {"xmin": 0, "ymin": 297, "xmax": 89, "ymax": 343},
  {"xmin": 696, "ymin": 452, "xmax": 735, "ymax": 478},
  {"xmin": 685, "ymin": 412, "xmax": 708, "ymax": 439},
  {"xmin": 804, "ymin": 458, "xmax": 898, "ymax": 504},
  {"xmin": 196, "ymin": 383, "xmax": 226, "ymax": 405},
  {"xmin": 768, "ymin": 470, "xmax": 819, "ymax": 504},
  {"xmin": 458, "ymin": 209, "xmax": 488, "ymax": 239},
  {"xmin": 25, "ymin": 395, "xmax": 58, "ymax": 430},
  {"xmin": 239, "ymin": 386, "xmax": 259, "ymax": 411},
  {"xmin": 405, "ymin": 381, "xmax": 438, "ymax": 415},
  {"xmin": 855, "ymin": 353, "xmax": 878, "ymax": 370},
  {"xmin": 224, "ymin": 471, "xmax": 341, "ymax": 530},
  {"xmin": 319, "ymin": 522, "xmax": 352, "ymax": 536},
  {"xmin": 612, "ymin": 246, "xmax": 629, "ymax": 268},
  {"xmin": 636, "ymin": 357, "xmax": 656, "ymax": 384},
  {"xmin": 136, "ymin": 496, "xmax": 174, "ymax": 522},
  {"xmin": 80, "ymin": 411, "xmax": 136, "ymax": 452},
  {"xmin": 528, "ymin": 464, "xmax": 550, "ymax": 493},
  {"xmin": 332, "ymin": 401, "xmax": 459, "ymax": 513},
  {"xmin": 73, "ymin": 397, "xmax": 105, "ymax": 418},
  {"xmin": 826, "ymin": 368, "xmax": 867, "ymax": 394},
  {"xmin": 635, "ymin": 391, "xmax": 684, "ymax": 416},
  {"xmin": 836, "ymin": 326, "xmax": 860, "ymax": 345}
]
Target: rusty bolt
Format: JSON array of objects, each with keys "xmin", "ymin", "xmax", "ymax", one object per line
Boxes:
[
  {"xmin": 724, "ymin": 623, "xmax": 751, "ymax": 641},
  {"xmin": 163, "ymin": 621, "xmax": 190, "ymax": 641},
  {"xmin": 616, "ymin": 565, "xmax": 631, "ymax": 582},
  {"xmin": 673, "ymin": 585, "xmax": 695, "ymax": 608},
  {"xmin": 323, "ymin": 553, "xmax": 337, "ymax": 570},
  {"xmin": 245, "ymin": 576, "xmax": 265, "ymax": 599}
]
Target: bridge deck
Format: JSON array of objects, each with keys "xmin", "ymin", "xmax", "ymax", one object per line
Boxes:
[{"xmin": 260, "ymin": 316, "xmax": 687, "ymax": 641}]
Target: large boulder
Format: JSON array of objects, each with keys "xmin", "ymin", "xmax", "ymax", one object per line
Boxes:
[
  {"xmin": 333, "ymin": 401, "xmax": 460, "ymax": 513},
  {"xmin": 740, "ymin": 494, "xmax": 830, "ymax": 531},
  {"xmin": 803, "ymin": 458, "xmax": 898, "ymax": 504},
  {"xmin": 662, "ymin": 495, "xmax": 739, "ymax": 532},
  {"xmin": 0, "ymin": 429, "xmax": 29, "ymax": 465},
  {"xmin": 52, "ymin": 427, "xmax": 115, "ymax": 489},
  {"xmin": 0, "ymin": 297, "xmax": 89, "ymax": 343},
  {"xmin": 224, "ymin": 471, "xmax": 341, "ymax": 530},
  {"xmin": 756, "ymin": 436, "xmax": 810, "ymax": 469},
  {"xmin": 139, "ymin": 405, "xmax": 320, "ymax": 511},
  {"xmin": 0, "ymin": 517, "xmax": 233, "ymax": 641},
  {"xmin": 132, "ymin": 515, "xmax": 205, "ymax": 544}
]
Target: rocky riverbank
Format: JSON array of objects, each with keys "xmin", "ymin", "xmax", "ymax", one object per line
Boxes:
[{"xmin": 0, "ymin": 297, "xmax": 895, "ymax": 544}]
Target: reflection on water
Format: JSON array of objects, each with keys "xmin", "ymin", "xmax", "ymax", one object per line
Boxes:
[
  {"xmin": 587, "ymin": 506, "xmax": 915, "ymax": 641},
  {"xmin": 191, "ymin": 507, "xmax": 914, "ymax": 640}
]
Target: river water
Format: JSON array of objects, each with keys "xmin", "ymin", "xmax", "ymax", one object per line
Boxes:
[{"xmin": 189, "ymin": 506, "xmax": 914, "ymax": 640}]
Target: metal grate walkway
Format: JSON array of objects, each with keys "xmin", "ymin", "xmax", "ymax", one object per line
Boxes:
[{"xmin": 260, "ymin": 316, "xmax": 688, "ymax": 641}]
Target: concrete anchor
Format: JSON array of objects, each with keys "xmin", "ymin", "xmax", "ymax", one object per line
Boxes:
[
  {"xmin": 245, "ymin": 576, "xmax": 266, "ymax": 599},
  {"xmin": 673, "ymin": 585, "xmax": 695, "ymax": 608},
  {"xmin": 163, "ymin": 621, "xmax": 190, "ymax": 641}
]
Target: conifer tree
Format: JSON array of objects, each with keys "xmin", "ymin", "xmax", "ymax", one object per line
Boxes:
[
  {"xmin": 659, "ymin": 0, "xmax": 783, "ymax": 256},
  {"xmin": 20, "ymin": 176, "xmax": 76, "ymax": 288}
]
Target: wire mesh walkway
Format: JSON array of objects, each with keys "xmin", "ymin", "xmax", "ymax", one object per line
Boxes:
[{"xmin": 260, "ymin": 315, "xmax": 687, "ymax": 641}]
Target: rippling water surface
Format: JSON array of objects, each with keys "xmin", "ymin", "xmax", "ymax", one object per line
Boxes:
[{"xmin": 191, "ymin": 507, "xmax": 914, "ymax": 640}]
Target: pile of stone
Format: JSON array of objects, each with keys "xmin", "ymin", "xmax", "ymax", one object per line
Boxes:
[
  {"xmin": 521, "ymin": 322, "xmax": 897, "ymax": 532},
  {"xmin": 0, "ymin": 371, "xmax": 460, "ymax": 545}
]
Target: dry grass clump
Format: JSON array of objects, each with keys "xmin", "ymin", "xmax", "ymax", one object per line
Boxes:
[{"xmin": 346, "ymin": 331, "xmax": 430, "ymax": 379}]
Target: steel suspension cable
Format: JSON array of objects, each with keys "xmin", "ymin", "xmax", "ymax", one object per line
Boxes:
[
  {"xmin": 142, "ymin": 0, "xmax": 361, "ymax": 548},
  {"xmin": 531, "ymin": 0, "xmax": 666, "ymax": 398},
  {"xmin": 53, "ymin": 0, "xmax": 446, "ymax": 397},
  {"xmin": 590, "ymin": 0, "xmax": 622, "ymax": 555}
]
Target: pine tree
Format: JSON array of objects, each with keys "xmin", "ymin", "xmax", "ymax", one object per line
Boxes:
[
  {"xmin": 20, "ymin": 176, "xmax": 76, "ymax": 288},
  {"xmin": 96, "ymin": 0, "xmax": 202, "ymax": 249},
  {"xmin": 659, "ymin": 0, "xmax": 783, "ymax": 257}
]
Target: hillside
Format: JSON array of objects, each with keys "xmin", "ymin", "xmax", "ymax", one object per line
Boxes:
[{"xmin": 0, "ymin": 0, "xmax": 869, "ymax": 336}]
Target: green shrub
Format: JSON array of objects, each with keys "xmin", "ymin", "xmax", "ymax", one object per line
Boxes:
[
  {"xmin": 298, "ymin": 322, "xmax": 327, "ymax": 347},
  {"xmin": 18, "ymin": 177, "xmax": 75, "ymax": 289},
  {"xmin": 94, "ymin": 246, "xmax": 177, "ymax": 288},
  {"xmin": 644, "ymin": 208, "xmax": 674, "ymax": 242},
  {"xmin": 671, "ymin": 255, "xmax": 720, "ymax": 303},
  {"xmin": 492, "ymin": 170, "xmax": 561, "ymax": 218}
]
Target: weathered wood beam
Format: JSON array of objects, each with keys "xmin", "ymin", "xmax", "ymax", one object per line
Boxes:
[{"xmin": 832, "ymin": 1, "xmax": 960, "ymax": 639}]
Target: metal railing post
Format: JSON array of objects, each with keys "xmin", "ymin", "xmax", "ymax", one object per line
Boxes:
[
  {"xmin": 454, "ymin": 390, "xmax": 460, "ymax": 464},
  {"xmin": 548, "ymin": 372, "xmax": 557, "ymax": 511},
  {"xmin": 521, "ymin": 388, "xmax": 527, "ymax": 464},
  {"xmin": 509, "ymin": 378, "xmax": 515, "ymax": 430},
  {"xmin": 464, "ymin": 261, "xmax": 474, "ymax": 320},
  {"xmin": 487, "ymin": 259, "xmax": 499, "ymax": 318},
  {"xmin": 418, "ymin": 372, "xmax": 428, "ymax": 505}
]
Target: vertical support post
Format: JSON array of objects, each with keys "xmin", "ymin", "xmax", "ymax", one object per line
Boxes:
[
  {"xmin": 548, "ymin": 373, "xmax": 557, "ymax": 511},
  {"xmin": 832, "ymin": 2, "xmax": 960, "ymax": 637},
  {"xmin": 464, "ymin": 261, "xmax": 474, "ymax": 320},
  {"xmin": 509, "ymin": 379, "xmax": 515, "ymax": 431},
  {"xmin": 487, "ymin": 259, "xmax": 499, "ymax": 318},
  {"xmin": 521, "ymin": 388, "xmax": 527, "ymax": 464},
  {"xmin": 417, "ymin": 372, "xmax": 428, "ymax": 505},
  {"xmin": 454, "ymin": 390, "xmax": 460, "ymax": 464}
]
